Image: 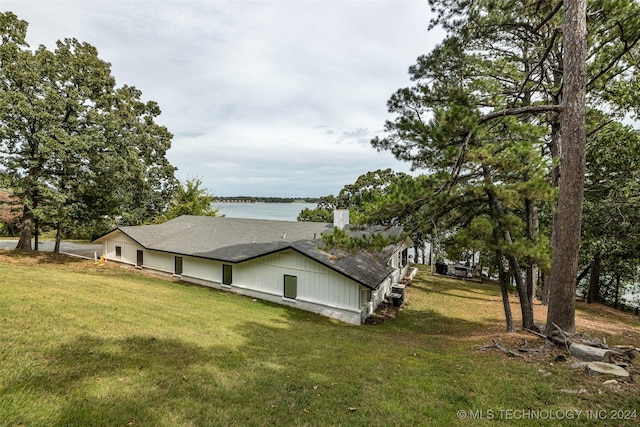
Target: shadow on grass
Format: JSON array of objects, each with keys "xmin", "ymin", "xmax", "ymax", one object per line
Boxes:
[
  {"xmin": 2, "ymin": 322, "xmax": 447, "ymax": 426},
  {"xmin": 2, "ymin": 335, "xmax": 221, "ymax": 426},
  {"xmin": 2, "ymin": 260, "xmax": 638, "ymax": 426},
  {"xmin": 410, "ymin": 274, "xmax": 507, "ymax": 302},
  {"xmin": 0, "ymin": 249, "xmax": 85, "ymax": 265},
  {"xmin": 389, "ymin": 305, "xmax": 492, "ymax": 338},
  {"xmin": 220, "ymin": 318, "xmax": 534, "ymax": 424},
  {"xmin": 381, "ymin": 274, "xmax": 511, "ymax": 337}
]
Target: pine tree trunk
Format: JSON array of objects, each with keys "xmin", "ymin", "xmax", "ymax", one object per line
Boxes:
[
  {"xmin": 526, "ymin": 265, "xmax": 538, "ymax": 303},
  {"xmin": 484, "ymin": 168, "xmax": 534, "ymax": 330},
  {"xmin": 576, "ymin": 262, "xmax": 591, "ymax": 298},
  {"xmin": 540, "ymin": 119, "xmax": 561, "ymax": 307},
  {"xmin": 541, "ymin": 54, "xmax": 564, "ymax": 307},
  {"xmin": 525, "ymin": 198, "xmax": 539, "ymax": 303},
  {"xmin": 545, "ymin": 0, "xmax": 587, "ymax": 335},
  {"xmin": 587, "ymin": 252, "xmax": 601, "ymax": 303},
  {"xmin": 496, "ymin": 249, "xmax": 515, "ymax": 332},
  {"xmin": 15, "ymin": 205, "xmax": 33, "ymax": 251},
  {"xmin": 602, "ymin": 276, "xmax": 615, "ymax": 302},
  {"xmin": 507, "ymin": 254, "xmax": 534, "ymax": 330}
]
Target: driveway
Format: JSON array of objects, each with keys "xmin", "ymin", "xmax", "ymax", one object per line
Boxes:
[{"xmin": 0, "ymin": 240, "xmax": 103, "ymax": 260}]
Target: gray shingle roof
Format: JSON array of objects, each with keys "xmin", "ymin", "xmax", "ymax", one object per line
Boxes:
[
  {"xmin": 95, "ymin": 215, "xmax": 405, "ymax": 289},
  {"xmin": 113, "ymin": 216, "xmax": 332, "ymax": 256},
  {"xmin": 291, "ymin": 240, "xmax": 396, "ymax": 289}
]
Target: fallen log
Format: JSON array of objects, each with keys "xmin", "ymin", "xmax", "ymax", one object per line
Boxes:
[
  {"xmin": 526, "ymin": 326, "xmax": 633, "ymax": 365},
  {"xmin": 552, "ymin": 323, "xmax": 571, "ymax": 342},
  {"xmin": 610, "ymin": 345, "xmax": 638, "ymax": 360},
  {"xmin": 569, "ymin": 343, "xmax": 625, "ymax": 363}
]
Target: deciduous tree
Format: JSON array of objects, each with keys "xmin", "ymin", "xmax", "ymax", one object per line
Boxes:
[
  {"xmin": 0, "ymin": 13, "xmax": 177, "ymax": 251},
  {"xmin": 160, "ymin": 178, "xmax": 218, "ymax": 221}
]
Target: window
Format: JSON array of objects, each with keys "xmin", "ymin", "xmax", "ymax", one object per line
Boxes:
[
  {"xmin": 284, "ymin": 275, "xmax": 297, "ymax": 299},
  {"xmin": 175, "ymin": 256, "xmax": 183, "ymax": 275},
  {"xmin": 222, "ymin": 264, "xmax": 233, "ymax": 285},
  {"xmin": 360, "ymin": 288, "xmax": 371, "ymax": 307},
  {"xmin": 115, "ymin": 246, "xmax": 122, "ymax": 257}
]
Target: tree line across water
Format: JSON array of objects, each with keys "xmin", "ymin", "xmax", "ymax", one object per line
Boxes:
[{"xmin": 214, "ymin": 197, "xmax": 321, "ymax": 203}]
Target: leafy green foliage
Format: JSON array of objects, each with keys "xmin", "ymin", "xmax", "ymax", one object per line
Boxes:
[
  {"xmin": 297, "ymin": 196, "xmax": 335, "ymax": 223},
  {"xmin": 375, "ymin": 7, "xmax": 555, "ymax": 263},
  {"xmin": 298, "ymin": 169, "xmax": 419, "ymax": 255},
  {"xmin": 158, "ymin": 178, "xmax": 218, "ymax": 222},
  {"xmin": 581, "ymin": 115, "xmax": 640, "ymax": 302},
  {"xmin": 0, "ymin": 13, "xmax": 178, "ymax": 247}
]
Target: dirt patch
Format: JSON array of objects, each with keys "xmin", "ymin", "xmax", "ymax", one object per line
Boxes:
[
  {"xmin": 364, "ymin": 301, "xmax": 400, "ymax": 325},
  {"xmin": 575, "ymin": 302, "xmax": 640, "ymax": 342}
]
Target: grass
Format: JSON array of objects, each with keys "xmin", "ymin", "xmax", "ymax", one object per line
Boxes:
[{"xmin": 1, "ymin": 251, "xmax": 639, "ymax": 426}]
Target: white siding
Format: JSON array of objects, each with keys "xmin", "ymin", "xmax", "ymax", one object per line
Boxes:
[
  {"xmin": 169, "ymin": 249, "xmax": 367, "ymax": 324},
  {"xmin": 234, "ymin": 250, "xmax": 361, "ymax": 311},
  {"xmin": 102, "ymin": 231, "xmax": 142, "ymax": 266},
  {"xmin": 144, "ymin": 251, "xmax": 175, "ymax": 274},
  {"xmin": 98, "ymin": 233, "xmax": 413, "ymax": 325},
  {"xmin": 394, "ymin": 237, "xmax": 414, "ymax": 280},
  {"xmin": 183, "ymin": 256, "xmax": 221, "ymax": 283}
]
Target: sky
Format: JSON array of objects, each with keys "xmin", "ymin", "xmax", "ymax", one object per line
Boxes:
[{"xmin": 1, "ymin": 0, "xmax": 443, "ymax": 197}]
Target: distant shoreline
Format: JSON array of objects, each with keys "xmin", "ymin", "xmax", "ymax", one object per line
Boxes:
[
  {"xmin": 212, "ymin": 201, "xmax": 317, "ymax": 221},
  {"xmin": 214, "ymin": 197, "xmax": 321, "ymax": 204}
]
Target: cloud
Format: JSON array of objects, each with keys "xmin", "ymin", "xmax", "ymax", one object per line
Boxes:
[{"xmin": 2, "ymin": 0, "xmax": 443, "ymax": 197}]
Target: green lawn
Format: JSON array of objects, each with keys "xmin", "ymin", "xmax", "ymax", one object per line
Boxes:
[{"xmin": 1, "ymin": 251, "xmax": 638, "ymax": 426}]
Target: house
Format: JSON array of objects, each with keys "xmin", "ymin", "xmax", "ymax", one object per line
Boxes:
[{"xmin": 93, "ymin": 210, "xmax": 414, "ymax": 324}]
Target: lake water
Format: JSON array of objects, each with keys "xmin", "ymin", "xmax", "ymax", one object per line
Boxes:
[{"xmin": 212, "ymin": 202, "xmax": 317, "ymax": 221}]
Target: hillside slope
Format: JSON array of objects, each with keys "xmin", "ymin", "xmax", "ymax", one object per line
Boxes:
[{"xmin": 1, "ymin": 251, "xmax": 638, "ymax": 426}]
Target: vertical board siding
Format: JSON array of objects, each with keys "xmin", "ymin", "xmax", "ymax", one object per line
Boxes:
[
  {"xmin": 235, "ymin": 250, "xmax": 361, "ymax": 310},
  {"xmin": 183, "ymin": 257, "xmax": 222, "ymax": 283},
  {"xmin": 144, "ymin": 251, "xmax": 174, "ymax": 273},
  {"xmin": 103, "ymin": 232, "xmax": 142, "ymax": 266}
]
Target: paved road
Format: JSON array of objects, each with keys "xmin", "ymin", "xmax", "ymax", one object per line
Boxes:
[{"xmin": 0, "ymin": 240, "xmax": 103, "ymax": 260}]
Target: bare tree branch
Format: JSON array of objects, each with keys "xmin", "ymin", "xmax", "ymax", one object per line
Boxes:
[
  {"xmin": 511, "ymin": 28, "xmax": 560, "ymax": 109},
  {"xmin": 533, "ymin": 1, "xmax": 563, "ymax": 34},
  {"xmin": 479, "ymin": 104, "xmax": 563, "ymax": 124}
]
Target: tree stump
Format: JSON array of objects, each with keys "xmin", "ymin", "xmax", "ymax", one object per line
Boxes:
[{"xmin": 586, "ymin": 362, "xmax": 630, "ymax": 378}]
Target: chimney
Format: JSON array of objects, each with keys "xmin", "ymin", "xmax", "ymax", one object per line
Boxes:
[{"xmin": 333, "ymin": 209, "xmax": 349, "ymax": 229}]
